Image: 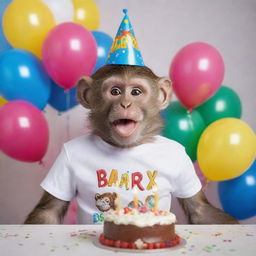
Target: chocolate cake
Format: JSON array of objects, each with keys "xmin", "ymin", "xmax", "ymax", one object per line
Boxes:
[{"xmin": 99, "ymin": 207, "xmax": 180, "ymax": 250}]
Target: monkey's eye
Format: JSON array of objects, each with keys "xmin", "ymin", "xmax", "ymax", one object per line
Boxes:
[
  {"xmin": 111, "ymin": 87, "xmax": 121, "ymax": 96},
  {"xmin": 131, "ymin": 88, "xmax": 142, "ymax": 96}
]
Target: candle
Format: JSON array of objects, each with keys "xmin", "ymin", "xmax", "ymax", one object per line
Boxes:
[
  {"xmin": 116, "ymin": 193, "xmax": 121, "ymax": 213},
  {"xmin": 153, "ymin": 185, "xmax": 159, "ymax": 213},
  {"xmin": 132, "ymin": 186, "xmax": 138, "ymax": 208}
]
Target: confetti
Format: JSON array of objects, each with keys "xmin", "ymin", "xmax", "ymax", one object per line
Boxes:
[
  {"xmin": 70, "ymin": 232, "xmax": 77, "ymax": 237},
  {"xmin": 223, "ymin": 239, "xmax": 232, "ymax": 242},
  {"xmin": 212, "ymin": 232, "xmax": 223, "ymax": 236},
  {"xmin": 4, "ymin": 233, "xmax": 19, "ymax": 238}
]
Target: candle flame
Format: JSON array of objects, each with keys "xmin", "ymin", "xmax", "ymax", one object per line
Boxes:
[
  {"xmin": 152, "ymin": 185, "xmax": 158, "ymax": 193},
  {"xmin": 132, "ymin": 185, "xmax": 138, "ymax": 194}
]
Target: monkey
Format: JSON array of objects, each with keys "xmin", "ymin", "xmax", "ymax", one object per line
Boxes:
[
  {"xmin": 24, "ymin": 64, "xmax": 238, "ymax": 225},
  {"xmin": 25, "ymin": 191, "xmax": 69, "ymax": 224},
  {"xmin": 95, "ymin": 192, "xmax": 117, "ymax": 212}
]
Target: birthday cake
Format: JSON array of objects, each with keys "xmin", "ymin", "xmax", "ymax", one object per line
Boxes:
[{"xmin": 99, "ymin": 207, "xmax": 180, "ymax": 250}]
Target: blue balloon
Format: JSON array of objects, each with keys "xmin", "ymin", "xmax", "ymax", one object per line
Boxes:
[
  {"xmin": 0, "ymin": 0, "xmax": 12, "ymax": 54},
  {"xmin": 49, "ymin": 81, "xmax": 78, "ymax": 112},
  {"xmin": 0, "ymin": 49, "xmax": 51, "ymax": 110},
  {"xmin": 218, "ymin": 160, "xmax": 256, "ymax": 220},
  {"xmin": 92, "ymin": 31, "xmax": 113, "ymax": 72}
]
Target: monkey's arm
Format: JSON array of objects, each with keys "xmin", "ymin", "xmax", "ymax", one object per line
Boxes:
[
  {"xmin": 24, "ymin": 191, "xmax": 70, "ymax": 224},
  {"xmin": 178, "ymin": 190, "xmax": 239, "ymax": 224}
]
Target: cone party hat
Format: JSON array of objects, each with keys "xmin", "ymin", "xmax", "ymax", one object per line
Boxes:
[{"xmin": 106, "ymin": 9, "xmax": 145, "ymax": 66}]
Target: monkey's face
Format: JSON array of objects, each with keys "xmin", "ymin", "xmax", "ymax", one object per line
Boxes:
[
  {"xmin": 97, "ymin": 76, "xmax": 159, "ymax": 147},
  {"xmin": 95, "ymin": 196, "xmax": 112, "ymax": 211},
  {"xmin": 77, "ymin": 66, "xmax": 172, "ymax": 148}
]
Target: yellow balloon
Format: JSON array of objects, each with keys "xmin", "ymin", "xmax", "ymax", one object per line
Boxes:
[
  {"xmin": 72, "ymin": 0, "xmax": 100, "ymax": 30},
  {"xmin": 3, "ymin": 0, "xmax": 55, "ymax": 58},
  {"xmin": 0, "ymin": 96, "xmax": 8, "ymax": 106},
  {"xmin": 197, "ymin": 118, "xmax": 256, "ymax": 181}
]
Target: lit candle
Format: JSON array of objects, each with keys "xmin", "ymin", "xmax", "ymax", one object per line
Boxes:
[
  {"xmin": 132, "ymin": 186, "xmax": 138, "ymax": 208},
  {"xmin": 116, "ymin": 193, "xmax": 121, "ymax": 213},
  {"xmin": 153, "ymin": 185, "xmax": 159, "ymax": 213}
]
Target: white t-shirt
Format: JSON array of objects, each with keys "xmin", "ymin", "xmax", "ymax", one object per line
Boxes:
[{"xmin": 41, "ymin": 135, "xmax": 202, "ymax": 224}]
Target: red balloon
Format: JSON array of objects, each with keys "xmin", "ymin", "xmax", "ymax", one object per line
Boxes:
[
  {"xmin": 42, "ymin": 22, "xmax": 97, "ymax": 89},
  {"xmin": 0, "ymin": 101, "xmax": 49, "ymax": 162},
  {"xmin": 170, "ymin": 42, "xmax": 225, "ymax": 110}
]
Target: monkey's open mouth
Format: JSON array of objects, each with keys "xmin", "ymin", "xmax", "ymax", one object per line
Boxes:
[{"xmin": 113, "ymin": 119, "xmax": 137, "ymax": 137}]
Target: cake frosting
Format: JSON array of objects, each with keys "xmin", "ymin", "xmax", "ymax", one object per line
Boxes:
[
  {"xmin": 104, "ymin": 208, "xmax": 176, "ymax": 227},
  {"xmin": 99, "ymin": 206, "xmax": 180, "ymax": 250}
]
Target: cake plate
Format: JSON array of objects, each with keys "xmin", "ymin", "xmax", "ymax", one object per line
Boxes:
[{"xmin": 93, "ymin": 237, "xmax": 186, "ymax": 253}]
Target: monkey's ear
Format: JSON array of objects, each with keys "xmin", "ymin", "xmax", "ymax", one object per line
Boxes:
[
  {"xmin": 157, "ymin": 77, "xmax": 172, "ymax": 110},
  {"xmin": 112, "ymin": 192, "xmax": 117, "ymax": 200},
  {"xmin": 76, "ymin": 76, "xmax": 93, "ymax": 109},
  {"xmin": 95, "ymin": 193, "xmax": 100, "ymax": 200}
]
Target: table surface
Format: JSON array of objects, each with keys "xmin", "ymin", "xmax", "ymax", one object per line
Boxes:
[{"xmin": 0, "ymin": 224, "xmax": 255, "ymax": 256}]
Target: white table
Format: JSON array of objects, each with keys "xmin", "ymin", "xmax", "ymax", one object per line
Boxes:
[{"xmin": 0, "ymin": 224, "xmax": 255, "ymax": 255}]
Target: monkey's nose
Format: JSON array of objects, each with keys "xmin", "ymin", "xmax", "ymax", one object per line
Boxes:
[{"xmin": 120, "ymin": 101, "xmax": 132, "ymax": 109}]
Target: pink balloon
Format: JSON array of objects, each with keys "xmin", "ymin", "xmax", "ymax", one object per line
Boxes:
[
  {"xmin": 170, "ymin": 42, "xmax": 225, "ymax": 110},
  {"xmin": 0, "ymin": 101, "xmax": 49, "ymax": 162},
  {"xmin": 42, "ymin": 22, "xmax": 97, "ymax": 89}
]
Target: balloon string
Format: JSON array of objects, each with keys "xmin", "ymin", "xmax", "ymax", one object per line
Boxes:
[
  {"xmin": 39, "ymin": 159, "xmax": 46, "ymax": 167},
  {"xmin": 65, "ymin": 89, "xmax": 71, "ymax": 140}
]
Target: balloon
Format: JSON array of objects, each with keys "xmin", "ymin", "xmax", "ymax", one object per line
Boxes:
[
  {"xmin": 0, "ymin": 100, "xmax": 49, "ymax": 162},
  {"xmin": 0, "ymin": 49, "xmax": 51, "ymax": 110},
  {"xmin": 49, "ymin": 81, "xmax": 78, "ymax": 112},
  {"xmin": 0, "ymin": 0, "xmax": 12, "ymax": 54},
  {"xmin": 42, "ymin": 22, "xmax": 97, "ymax": 89},
  {"xmin": 196, "ymin": 86, "xmax": 242, "ymax": 126},
  {"xmin": 163, "ymin": 101, "xmax": 206, "ymax": 161},
  {"xmin": 194, "ymin": 161, "xmax": 208, "ymax": 189},
  {"xmin": 72, "ymin": 0, "xmax": 100, "ymax": 30},
  {"xmin": 42, "ymin": 0, "xmax": 74, "ymax": 24},
  {"xmin": 218, "ymin": 160, "xmax": 256, "ymax": 220},
  {"xmin": 197, "ymin": 118, "xmax": 256, "ymax": 181},
  {"xmin": 170, "ymin": 42, "xmax": 225, "ymax": 110},
  {"xmin": 3, "ymin": 0, "xmax": 55, "ymax": 58},
  {"xmin": 0, "ymin": 95, "xmax": 8, "ymax": 106},
  {"xmin": 92, "ymin": 31, "xmax": 113, "ymax": 73}
]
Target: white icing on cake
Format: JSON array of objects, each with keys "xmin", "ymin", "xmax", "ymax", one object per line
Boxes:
[{"xmin": 103, "ymin": 209, "xmax": 176, "ymax": 227}]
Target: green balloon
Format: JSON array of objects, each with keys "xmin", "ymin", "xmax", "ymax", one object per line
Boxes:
[
  {"xmin": 195, "ymin": 86, "xmax": 242, "ymax": 126},
  {"xmin": 162, "ymin": 101, "xmax": 206, "ymax": 161}
]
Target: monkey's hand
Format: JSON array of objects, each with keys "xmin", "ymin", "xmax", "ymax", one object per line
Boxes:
[
  {"xmin": 24, "ymin": 191, "xmax": 70, "ymax": 224},
  {"xmin": 178, "ymin": 190, "xmax": 239, "ymax": 224}
]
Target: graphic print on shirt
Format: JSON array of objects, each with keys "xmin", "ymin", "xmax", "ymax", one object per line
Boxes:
[
  {"xmin": 93, "ymin": 168, "xmax": 159, "ymax": 223},
  {"xmin": 96, "ymin": 169, "xmax": 158, "ymax": 191},
  {"xmin": 93, "ymin": 192, "xmax": 117, "ymax": 224},
  {"xmin": 95, "ymin": 192, "xmax": 117, "ymax": 212}
]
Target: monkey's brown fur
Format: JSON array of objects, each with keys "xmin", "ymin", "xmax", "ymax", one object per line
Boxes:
[{"xmin": 24, "ymin": 65, "xmax": 238, "ymax": 224}]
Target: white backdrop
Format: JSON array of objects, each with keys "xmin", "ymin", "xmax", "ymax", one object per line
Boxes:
[{"xmin": 0, "ymin": 0, "xmax": 255, "ymax": 224}]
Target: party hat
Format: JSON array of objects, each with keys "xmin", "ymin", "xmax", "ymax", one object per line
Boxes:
[{"xmin": 106, "ymin": 9, "xmax": 145, "ymax": 66}]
